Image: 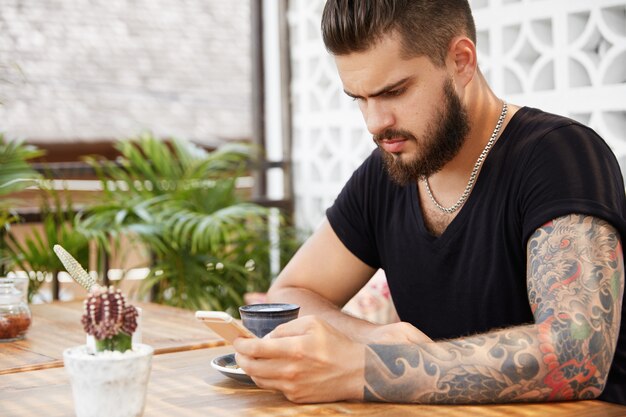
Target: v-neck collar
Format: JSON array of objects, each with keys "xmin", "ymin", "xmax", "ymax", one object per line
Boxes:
[{"xmin": 409, "ymin": 107, "xmax": 528, "ymax": 247}]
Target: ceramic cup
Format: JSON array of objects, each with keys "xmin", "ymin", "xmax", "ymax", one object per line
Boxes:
[{"xmin": 239, "ymin": 303, "xmax": 300, "ymax": 338}]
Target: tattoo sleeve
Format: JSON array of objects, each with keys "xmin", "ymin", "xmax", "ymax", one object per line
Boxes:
[{"xmin": 364, "ymin": 214, "xmax": 624, "ymax": 403}]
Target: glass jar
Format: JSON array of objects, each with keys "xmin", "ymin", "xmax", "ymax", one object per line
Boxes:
[{"xmin": 0, "ymin": 279, "xmax": 32, "ymax": 342}]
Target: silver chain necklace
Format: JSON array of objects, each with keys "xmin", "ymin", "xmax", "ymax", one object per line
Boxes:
[{"xmin": 423, "ymin": 101, "xmax": 508, "ymax": 214}]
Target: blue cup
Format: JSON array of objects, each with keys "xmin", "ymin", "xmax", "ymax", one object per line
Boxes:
[{"xmin": 239, "ymin": 303, "xmax": 300, "ymax": 338}]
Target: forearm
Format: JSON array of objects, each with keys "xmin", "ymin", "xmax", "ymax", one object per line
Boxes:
[
  {"xmin": 363, "ymin": 215, "xmax": 624, "ymax": 404},
  {"xmin": 364, "ymin": 322, "xmax": 609, "ymax": 404},
  {"xmin": 267, "ymin": 285, "xmax": 378, "ymax": 340}
]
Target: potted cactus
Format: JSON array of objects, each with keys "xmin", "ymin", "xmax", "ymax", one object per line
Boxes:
[
  {"xmin": 55, "ymin": 245, "xmax": 153, "ymax": 417},
  {"xmin": 81, "ymin": 285, "xmax": 140, "ymax": 352}
]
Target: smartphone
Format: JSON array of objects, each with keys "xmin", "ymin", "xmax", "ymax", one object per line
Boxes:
[{"xmin": 195, "ymin": 311, "xmax": 257, "ymax": 343}]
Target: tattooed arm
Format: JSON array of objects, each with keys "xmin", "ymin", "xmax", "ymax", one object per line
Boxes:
[
  {"xmin": 365, "ymin": 214, "xmax": 624, "ymax": 403},
  {"xmin": 234, "ymin": 214, "xmax": 623, "ymax": 403}
]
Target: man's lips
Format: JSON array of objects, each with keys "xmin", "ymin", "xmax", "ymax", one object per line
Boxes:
[{"xmin": 379, "ymin": 138, "xmax": 407, "ymax": 153}]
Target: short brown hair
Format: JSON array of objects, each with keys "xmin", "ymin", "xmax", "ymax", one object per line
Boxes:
[{"xmin": 321, "ymin": 0, "xmax": 476, "ymax": 66}]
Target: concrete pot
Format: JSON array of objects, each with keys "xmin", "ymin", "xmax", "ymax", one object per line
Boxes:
[{"xmin": 63, "ymin": 344, "xmax": 153, "ymax": 417}]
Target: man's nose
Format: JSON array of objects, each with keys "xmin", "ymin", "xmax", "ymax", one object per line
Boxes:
[{"xmin": 363, "ymin": 100, "xmax": 395, "ymax": 135}]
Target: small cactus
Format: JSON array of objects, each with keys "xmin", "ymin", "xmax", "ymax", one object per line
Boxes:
[
  {"xmin": 82, "ymin": 285, "xmax": 138, "ymax": 352},
  {"xmin": 53, "ymin": 245, "xmax": 139, "ymax": 353}
]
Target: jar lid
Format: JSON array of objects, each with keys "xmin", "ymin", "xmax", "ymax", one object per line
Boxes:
[{"xmin": 0, "ymin": 282, "xmax": 23, "ymax": 305}]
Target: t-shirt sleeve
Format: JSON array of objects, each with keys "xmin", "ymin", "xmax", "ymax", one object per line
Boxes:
[
  {"xmin": 326, "ymin": 151, "xmax": 382, "ymax": 268},
  {"xmin": 520, "ymin": 123, "xmax": 626, "ymax": 243}
]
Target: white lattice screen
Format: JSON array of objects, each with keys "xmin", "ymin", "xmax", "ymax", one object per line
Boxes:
[{"xmin": 286, "ymin": 0, "xmax": 626, "ymax": 233}]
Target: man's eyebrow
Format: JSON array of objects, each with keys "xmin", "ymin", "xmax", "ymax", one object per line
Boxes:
[{"xmin": 343, "ymin": 77, "xmax": 411, "ymax": 99}]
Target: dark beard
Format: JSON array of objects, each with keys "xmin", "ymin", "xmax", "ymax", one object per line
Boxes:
[{"xmin": 374, "ymin": 79, "xmax": 470, "ymax": 186}]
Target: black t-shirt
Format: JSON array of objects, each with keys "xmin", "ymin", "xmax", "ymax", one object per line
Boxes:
[{"xmin": 326, "ymin": 107, "xmax": 626, "ymax": 404}]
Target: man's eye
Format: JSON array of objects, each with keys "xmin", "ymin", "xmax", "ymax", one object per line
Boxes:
[{"xmin": 384, "ymin": 88, "xmax": 405, "ymax": 97}]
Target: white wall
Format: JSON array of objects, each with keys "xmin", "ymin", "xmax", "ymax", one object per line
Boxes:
[
  {"xmin": 473, "ymin": 0, "xmax": 626, "ymax": 170},
  {"xmin": 287, "ymin": 1, "xmax": 374, "ymax": 233},
  {"xmin": 0, "ymin": 0, "xmax": 251, "ymax": 145},
  {"xmin": 283, "ymin": 0, "xmax": 626, "ymax": 233}
]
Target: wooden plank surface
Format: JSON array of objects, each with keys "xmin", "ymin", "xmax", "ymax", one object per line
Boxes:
[
  {"xmin": 1, "ymin": 345, "xmax": 625, "ymax": 417},
  {"xmin": 0, "ymin": 301, "xmax": 225, "ymax": 375}
]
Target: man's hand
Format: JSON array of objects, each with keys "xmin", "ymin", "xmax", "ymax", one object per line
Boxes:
[{"xmin": 233, "ymin": 316, "xmax": 365, "ymax": 403}]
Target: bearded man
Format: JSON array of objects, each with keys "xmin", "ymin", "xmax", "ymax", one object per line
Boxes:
[{"xmin": 234, "ymin": 0, "xmax": 626, "ymax": 405}]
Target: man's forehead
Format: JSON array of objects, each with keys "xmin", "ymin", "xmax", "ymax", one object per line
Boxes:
[{"xmin": 334, "ymin": 45, "xmax": 434, "ymax": 97}]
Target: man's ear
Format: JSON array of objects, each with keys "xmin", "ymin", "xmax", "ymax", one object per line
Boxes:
[{"xmin": 447, "ymin": 37, "xmax": 477, "ymax": 88}]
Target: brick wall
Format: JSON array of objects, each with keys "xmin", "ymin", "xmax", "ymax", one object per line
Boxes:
[{"xmin": 0, "ymin": 0, "xmax": 251, "ymax": 145}]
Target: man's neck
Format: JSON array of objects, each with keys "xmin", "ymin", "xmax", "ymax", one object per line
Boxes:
[{"xmin": 417, "ymin": 73, "xmax": 520, "ymax": 222}]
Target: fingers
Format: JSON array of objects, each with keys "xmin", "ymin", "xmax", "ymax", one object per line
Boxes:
[
  {"xmin": 233, "ymin": 334, "xmax": 303, "ymax": 359},
  {"xmin": 235, "ymin": 353, "xmax": 302, "ymax": 382},
  {"xmin": 232, "ymin": 316, "xmax": 332, "ymax": 375},
  {"xmin": 234, "ymin": 316, "xmax": 325, "ymax": 356},
  {"xmin": 267, "ymin": 315, "xmax": 319, "ymax": 338},
  {"xmin": 232, "ymin": 316, "xmax": 365, "ymax": 403}
]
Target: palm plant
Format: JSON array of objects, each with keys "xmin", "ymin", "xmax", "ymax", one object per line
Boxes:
[
  {"xmin": 4, "ymin": 185, "xmax": 91, "ymax": 301},
  {"xmin": 0, "ymin": 135, "xmax": 43, "ymax": 224},
  {"xmin": 1, "ymin": 136, "xmax": 91, "ymax": 301},
  {"xmin": 78, "ymin": 134, "xmax": 297, "ymax": 315},
  {"xmin": 0, "ymin": 135, "xmax": 43, "ymax": 276}
]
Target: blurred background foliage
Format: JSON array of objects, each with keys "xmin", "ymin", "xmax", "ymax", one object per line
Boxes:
[
  {"xmin": 1, "ymin": 134, "xmax": 301, "ymax": 313},
  {"xmin": 0, "ymin": 135, "xmax": 44, "ymax": 281}
]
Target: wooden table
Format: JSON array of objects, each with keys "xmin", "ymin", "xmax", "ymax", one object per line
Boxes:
[
  {"xmin": 0, "ymin": 301, "xmax": 225, "ymax": 375},
  {"xmin": 1, "ymin": 345, "xmax": 626, "ymax": 417}
]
